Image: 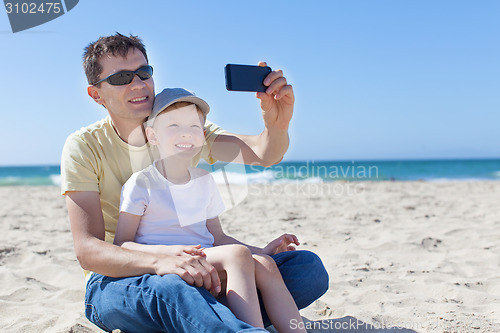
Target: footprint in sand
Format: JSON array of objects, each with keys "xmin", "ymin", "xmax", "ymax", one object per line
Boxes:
[{"xmin": 421, "ymin": 237, "xmax": 442, "ymax": 250}]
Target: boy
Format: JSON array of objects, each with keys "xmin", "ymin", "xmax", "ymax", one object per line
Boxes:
[{"xmin": 114, "ymin": 88, "xmax": 307, "ymax": 332}]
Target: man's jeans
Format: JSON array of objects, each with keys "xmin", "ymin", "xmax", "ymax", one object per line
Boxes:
[{"xmin": 85, "ymin": 250, "xmax": 329, "ymax": 332}]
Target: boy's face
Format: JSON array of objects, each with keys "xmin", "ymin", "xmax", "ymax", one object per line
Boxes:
[
  {"xmin": 149, "ymin": 105, "xmax": 205, "ymax": 160},
  {"xmin": 88, "ymin": 48, "xmax": 155, "ymax": 123}
]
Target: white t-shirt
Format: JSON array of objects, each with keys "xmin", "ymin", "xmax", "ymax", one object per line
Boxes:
[{"xmin": 120, "ymin": 163, "xmax": 225, "ymax": 248}]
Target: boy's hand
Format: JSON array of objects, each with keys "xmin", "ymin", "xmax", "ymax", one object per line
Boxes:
[
  {"xmin": 181, "ymin": 244, "xmax": 206, "ymax": 257},
  {"xmin": 157, "ymin": 244, "xmax": 206, "ymax": 257},
  {"xmin": 256, "ymin": 61, "xmax": 294, "ymax": 132},
  {"xmin": 263, "ymin": 233, "xmax": 300, "ymax": 256}
]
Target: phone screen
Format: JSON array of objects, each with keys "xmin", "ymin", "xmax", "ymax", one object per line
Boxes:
[{"xmin": 225, "ymin": 64, "xmax": 272, "ymax": 92}]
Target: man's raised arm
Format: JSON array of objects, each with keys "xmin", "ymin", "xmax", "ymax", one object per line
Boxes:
[{"xmin": 211, "ymin": 62, "xmax": 294, "ymax": 167}]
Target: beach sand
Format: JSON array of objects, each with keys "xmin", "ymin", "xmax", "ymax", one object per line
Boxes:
[{"xmin": 1, "ymin": 182, "xmax": 499, "ymax": 332}]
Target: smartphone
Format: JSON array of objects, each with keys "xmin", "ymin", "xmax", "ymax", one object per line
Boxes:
[{"xmin": 225, "ymin": 64, "xmax": 272, "ymax": 92}]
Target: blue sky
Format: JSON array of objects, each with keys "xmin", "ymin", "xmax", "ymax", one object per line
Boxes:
[{"xmin": 1, "ymin": 0, "xmax": 499, "ymax": 166}]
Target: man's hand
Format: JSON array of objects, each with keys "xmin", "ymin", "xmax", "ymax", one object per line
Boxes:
[
  {"xmin": 211, "ymin": 62, "xmax": 293, "ymax": 166},
  {"xmin": 262, "ymin": 233, "xmax": 300, "ymax": 256},
  {"xmin": 256, "ymin": 61, "xmax": 295, "ymax": 132},
  {"xmin": 154, "ymin": 253, "xmax": 221, "ymax": 296}
]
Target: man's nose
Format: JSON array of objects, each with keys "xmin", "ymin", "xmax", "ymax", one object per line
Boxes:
[{"xmin": 129, "ymin": 74, "xmax": 147, "ymax": 88}]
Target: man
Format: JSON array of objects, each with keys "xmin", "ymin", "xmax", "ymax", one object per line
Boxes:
[{"xmin": 61, "ymin": 33, "xmax": 328, "ymax": 332}]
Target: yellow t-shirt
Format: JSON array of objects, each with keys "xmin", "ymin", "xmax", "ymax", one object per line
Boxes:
[{"xmin": 60, "ymin": 116, "xmax": 225, "ymax": 243}]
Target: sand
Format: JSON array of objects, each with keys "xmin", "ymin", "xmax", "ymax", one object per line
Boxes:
[{"xmin": 1, "ymin": 182, "xmax": 499, "ymax": 332}]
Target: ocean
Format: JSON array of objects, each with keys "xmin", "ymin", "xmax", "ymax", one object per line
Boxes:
[{"xmin": 1, "ymin": 159, "xmax": 500, "ymax": 187}]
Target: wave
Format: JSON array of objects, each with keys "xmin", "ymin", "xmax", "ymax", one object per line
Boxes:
[
  {"xmin": 210, "ymin": 170, "xmax": 324, "ymax": 184},
  {"xmin": 426, "ymin": 177, "xmax": 497, "ymax": 182},
  {"xmin": 50, "ymin": 174, "xmax": 62, "ymax": 186},
  {"xmin": 0, "ymin": 174, "xmax": 60, "ymax": 186},
  {"xmin": 0, "ymin": 176, "xmax": 23, "ymax": 186}
]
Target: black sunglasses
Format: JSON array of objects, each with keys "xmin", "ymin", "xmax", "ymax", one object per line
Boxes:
[{"xmin": 93, "ymin": 65, "xmax": 153, "ymax": 86}]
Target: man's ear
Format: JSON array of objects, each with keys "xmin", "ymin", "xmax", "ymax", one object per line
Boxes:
[
  {"xmin": 145, "ymin": 127, "xmax": 158, "ymax": 145},
  {"xmin": 87, "ymin": 85, "xmax": 104, "ymax": 105}
]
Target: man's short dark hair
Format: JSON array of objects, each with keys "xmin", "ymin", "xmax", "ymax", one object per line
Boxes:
[{"xmin": 83, "ymin": 33, "xmax": 148, "ymax": 86}]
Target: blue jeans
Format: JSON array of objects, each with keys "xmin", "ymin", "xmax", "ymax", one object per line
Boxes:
[{"xmin": 85, "ymin": 250, "xmax": 329, "ymax": 332}]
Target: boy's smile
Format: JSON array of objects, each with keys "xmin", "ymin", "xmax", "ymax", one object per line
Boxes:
[{"xmin": 175, "ymin": 143, "xmax": 196, "ymax": 150}]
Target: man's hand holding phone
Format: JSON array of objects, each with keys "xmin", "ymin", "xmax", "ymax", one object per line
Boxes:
[
  {"xmin": 256, "ymin": 61, "xmax": 294, "ymax": 132},
  {"xmin": 225, "ymin": 62, "xmax": 294, "ymax": 132}
]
